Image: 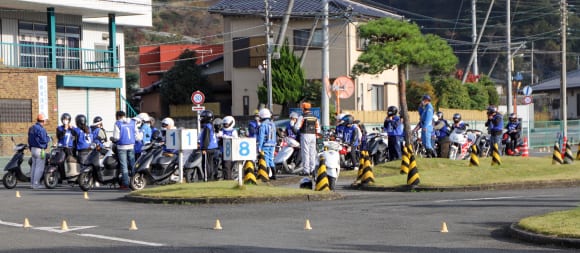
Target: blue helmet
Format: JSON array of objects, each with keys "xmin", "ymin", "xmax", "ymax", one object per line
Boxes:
[{"xmin": 422, "ymin": 94, "xmax": 431, "ymax": 101}]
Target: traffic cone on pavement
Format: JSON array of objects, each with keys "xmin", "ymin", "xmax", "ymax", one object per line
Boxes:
[
  {"xmin": 213, "ymin": 219, "xmax": 223, "ymax": 230},
  {"xmin": 304, "ymin": 219, "xmax": 312, "ymax": 230},
  {"xmin": 23, "ymin": 218, "xmax": 31, "ymax": 228},
  {"xmin": 521, "ymin": 137, "xmax": 529, "ymax": 157},
  {"xmin": 129, "ymin": 220, "xmax": 138, "ymax": 230},
  {"xmin": 440, "ymin": 222, "xmax": 449, "ymax": 233},
  {"xmin": 61, "ymin": 220, "xmax": 69, "ymax": 231}
]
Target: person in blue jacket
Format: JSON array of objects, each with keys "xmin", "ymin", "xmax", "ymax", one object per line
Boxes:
[
  {"xmin": 257, "ymin": 108, "xmax": 277, "ymax": 180},
  {"xmin": 433, "ymin": 111, "xmax": 450, "ymax": 157},
  {"xmin": 217, "ymin": 116, "xmax": 238, "ymax": 180},
  {"xmin": 56, "ymin": 113, "xmax": 75, "ymax": 159},
  {"xmin": 505, "ymin": 113, "xmax": 522, "ymax": 155},
  {"xmin": 28, "ymin": 113, "xmax": 50, "ymax": 189},
  {"xmin": 247, "ymin": 109, "xmax": 260, "ymax": 138},
  {"xmin": 341, "ymin": 115, "xmax": 360, "ymax": 169},
  {"xmin": 485, "ymin": 106, "xmax": 504, "ymax": 154},
  {"xmin": 90, "ymin": 116, "xmax": 107, "ymax": 149},
  {"xmin": 384, "ymin": 106, "xmax": 403, "ymax": 160},
  {"xmin": 286, "ymin": 112, "xmax": 299, "ymax": 142},
  {"xmin": 72, "ymin": 114, "xmax": 92, "ymax": 163},
  {"xmin": 419, "ymin": 95, "xmax": 436, "ymax": 157},
  {"xmin": 112, "ymin": 111, "xmax": 142, "ymax": 189},
  {"xmin": 199, "ymin": 110, "xmax": 219, "ymax": 181}
]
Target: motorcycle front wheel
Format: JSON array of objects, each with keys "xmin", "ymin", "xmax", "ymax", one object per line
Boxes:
[
  {"xmin": 2, "ymin": 171, "xmax": 17, "ymax": 189},
  {"xmin": 130, "ymin": 172, "xmax": 147, "ymax": 190},
  {"xmin": 43, "ymin": 169, "xmax": 59, "ymax": 189},
  {"xmin": 78, "ymin": 171, "xmax": 94, "ymax": 191}
]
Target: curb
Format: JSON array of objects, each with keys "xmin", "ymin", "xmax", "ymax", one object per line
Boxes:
[
  {"xmin": 125, "ymin": 192, "xmax": 343, "ymax": 205},
  {"xmin": 350, "ymin": 179, "xmax": 580, "ymax": 192},
  {"xmin": 508, "ymin": 222, "xmax": 580, "ymax": 248}
]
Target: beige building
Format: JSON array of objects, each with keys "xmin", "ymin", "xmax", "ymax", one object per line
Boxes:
[{"xmin": 209, "ymin": 0, "xmax": 401, "ymax": 116}]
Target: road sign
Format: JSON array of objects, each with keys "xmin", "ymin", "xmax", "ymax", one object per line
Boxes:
[
  {"xmin": 223, "ymin": 138, "xmax": 257, "ymax": 161},
  {"xmin": 522, "ymin": 85, "xmax": 533, "ymax": 96},
  {"xmin": 523, "ymin": 96, "xmax": 533, "ymax": 105},
  {"xmin": 165, "ymin": 129, "xmax": 198, "ymax": 150},
  {"xmin": 191, "ymin": 90, "xmax": 205, "ymax": 105},
  {"xmin": 192, "ymin": 105, "xmax": 205, "ymax": 112}
]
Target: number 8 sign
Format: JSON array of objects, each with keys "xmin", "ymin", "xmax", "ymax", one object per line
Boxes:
[{"xmin": 223, "ymin": 138, "xmax": 256, "ymax": 161}]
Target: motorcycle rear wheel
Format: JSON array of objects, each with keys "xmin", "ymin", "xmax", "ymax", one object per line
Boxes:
[
  {"xmin": 44, "ymin": 170, "xmax": 59, "ymax": 189},
  {"xmin": 2, "ymin": 171, "xmax": 17, "ymax": 189},
  {"xmin": 130, "ymin": 172, "xmax": 147, "ymax": 190},
  {"xmin": 78, "ymin": 172, "xmax": 94, "ymax": 192},
  {"xmin": 184, "ymin": 168, "xmax": 202, "ymax": 183}
]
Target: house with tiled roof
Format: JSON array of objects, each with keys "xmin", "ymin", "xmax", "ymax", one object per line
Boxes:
[
  {"xmin": 209, "ymin": 0, "xmax": 402, "ymax": 116},
  {"xmin": 531, "ymin": 70, "xmax": 580, "ymax": 120}
]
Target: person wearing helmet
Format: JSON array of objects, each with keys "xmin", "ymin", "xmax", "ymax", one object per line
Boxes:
[
  {"xmin": 335, "ymin": 113, "xmax": 347, "ymax": 141},
  {"xmin": 286, "ymin": 112, "xmax": 300, "ymax": 141},
  {"xmin": 506, "ymin": 113, "xmax": 522, "ymax": 155},
  {"xmin": 28, "ymin": 113, "xmax": 50, "ymax": 189},
  {"xmin": 90, "ymin": 116, "xmax": 107, "ymax": 149},
  {"xmin": 433, "ymin": 111, "xmax": 451, "ymax": 158},
  {"xmin": 137, "ymin": 112, "xmax": 152, "ymax": 145},
  {"xmin": 485, "ymin": 105, "xmax": 503, "ymax": 154},
  {"xmin": 72, "ymin": 114, "xmax": 93, "ymax": 161},
  {"xmin": 450, "ymin": 113, "xmax": 467, "ymax": 132},
  {"xmin": 56, "ymin": 113, "xmax": 75, "ymax": 158},
  {"xmin": 199, "ymin": 110, "xmax": 219, "ymax": 181},
  {"xmin": 247, "ymin": 109, "xmax": 261, "ymax": 138},
  {"xmin": 257, "ymin": 108, "xmax": 277, "ymax": 180},
  {"xmin": 217, "ymin": 116, "xmax": 238, "ymax": 180},
  {"xmin": 294, "ymin": 102, "xmax": 320, "ymax": 176},
  {"xmin": 384, "ymin": 106, "xmax": 403, "ymax": 160},
  {"xmin": 418, "ymin": 95, "xmax": 436, "ymax": 157},
  {"xmin": 159, "ymin": 117, "xmax": 178, "ymax": 154},
  {"xmin": 341, "ymin": 115, "xmax": 360, "ymax": 168},
  {"xmin": 112, "ymin": 111, "xmax": 143, "ymax": 189}
]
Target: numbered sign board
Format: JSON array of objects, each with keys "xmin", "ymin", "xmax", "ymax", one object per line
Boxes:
[
  {"xmin": 165, "ymin": 129, "xmax": 198, "ymax": 150},
  {"xmin": 223, "ymin": 138, "xmax": 257, "ymax": 161}
]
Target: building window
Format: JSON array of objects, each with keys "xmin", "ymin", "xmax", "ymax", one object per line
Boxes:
[
  {"xmin": 293, "ymin": 29, "xmax": 323, "ymax": 50},
  {"xmin": 19, "ymin": 21, "xmax": 80, "ymax": 69},
  {"xmin": 370, "ymin": 84, "xmax": 384, "ymax": 111},
  {"xmin": 0, "ymin": 99, "xmax": 32, "ymax": 122},
  {"xmin": 243, "ymin": 96, "xmax": 249, "ymax": 116},
  {"xmin": 356, "ymin": 28, "xmax": 368, "ymax": 51}
]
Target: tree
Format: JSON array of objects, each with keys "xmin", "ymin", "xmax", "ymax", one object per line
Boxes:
[
  {"xmin": 258, "ymin": 41, "xmax": 305, "ymax": 114},
  {"xmin": 433, "ymin": 77, "xmax": 470, "ymax": 109},
  {"xmin": 352, "ymin": 18, "xmax": 458, "ymax": 143},
  {"xmin": 406, "ymin": 80, "xmax": 437, "ymax": 111},
  {"xmin": 159, "ymin": 49, "xmax": 207, "ymax": 105},
  {"xmin": 465, "ymin": 83, "xmax": 489, "ymax": 110}
]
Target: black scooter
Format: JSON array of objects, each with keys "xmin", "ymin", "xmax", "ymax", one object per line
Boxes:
[
  {"xmin": 3, "ymin": 137, "xmax": 34, "ymax": 189},
  {"xmin": 365, "ymin": 130, "xmax": 389, "ymax": 165},
  {"xmin": 77, "ymin": 143, "xmax": 121, "ymax": 191},
  {"xmin": 130, "ymin": 146, "xmax": 180, "ymax": 190},
  {"xmin": 43, "ymin": 147, "xmax": 81, "ymax": 189}
]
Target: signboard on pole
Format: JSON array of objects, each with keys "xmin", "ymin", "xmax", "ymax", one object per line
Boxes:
[
  {"xmin": 191, "ymin": 90, "xmax": 205, "ymax": 105},
  {"xmin": 522, "ymin": 85, "xmax": 533, "ymax": 96},
  {"xmin": 223, "ymin": 138, "xmax": 257, "ymax": 161},
  {"xmin": 523, "ymin": 96, "xmax": 533, "ymax": 105},
  {"xmin": 165, "ymin": 129, "xmax": 198, "ymax": 150}
]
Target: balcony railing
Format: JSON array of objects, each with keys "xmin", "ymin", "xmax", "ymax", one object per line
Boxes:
[{"xmin": 0, "ymin": 42, "xmax": 117, "ymax": 73}]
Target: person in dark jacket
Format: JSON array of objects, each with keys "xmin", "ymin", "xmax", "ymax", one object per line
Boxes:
[
  {"xmin": 72, "ymin": 114, "xmax": 92, "ymax": 163},
  {"xmin": 485, "ymin": 106, "xmax": 504, "ymax": 154},
  {"xmin": 199, "ymin": 110, "xmax": 219, "ymax": 181},
  {"xmin": 28, "ymin": 113, "xmax": 50, "ymax": 189},
  {"xmin": 384, "ymin": 106, "xmax": 403, "ymax": 160}
]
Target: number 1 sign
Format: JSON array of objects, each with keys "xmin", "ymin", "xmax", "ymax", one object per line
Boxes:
[{"xmin": 165, "ymin": 129, "xmax": 198, "ymax": 150}]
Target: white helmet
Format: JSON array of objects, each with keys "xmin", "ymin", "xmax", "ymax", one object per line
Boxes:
[
  {"xmin": 222, "ymin": 116, "xmax": 235, "ymax": 131},
  {"xmin": 289, "ymin": 112, "xmax": 299, "ymax": 119},
  {"xmin": 161, "ymin": 117, "xmax": 175, "ymax": 129},
  {"xmin": 336, "ymin": 113, "xmax": 346, "ymax": 120},
  {"xmin": 258, "ymin": 108, "xmax": 272, "ymax": 119},
  {"xmin": 433, "ymin": 115, "xmax": 439, "ymax": 122},
  {"xmin": 136, "ymin": 112, "xmax": 150, "ymax": 122}
]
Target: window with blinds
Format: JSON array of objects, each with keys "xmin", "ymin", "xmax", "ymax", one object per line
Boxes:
[{"xmin": 0, "ymin": 99, "xmax": 32, "ymax": 122}]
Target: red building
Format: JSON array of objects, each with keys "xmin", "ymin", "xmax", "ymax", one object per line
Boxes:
[{"xmin": 137, "ymin": 44, "xmax": 225, "ymax": 118}]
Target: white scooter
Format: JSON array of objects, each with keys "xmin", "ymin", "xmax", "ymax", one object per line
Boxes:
[
  {"xmin": 449, "ymin": 127, "xmax": 477, "ymax": 160},
  {"xmin": 274, "ymin": 137, "xmax": 301, "ymax": 174},
  {"xmin": 314, "ymin": 141, "xmax": 341, "ymax": 190}
]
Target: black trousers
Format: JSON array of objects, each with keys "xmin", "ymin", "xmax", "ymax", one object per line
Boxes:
[{"xmin": 202, "ymin": 149, "xmax": 218, "ymax": 181}]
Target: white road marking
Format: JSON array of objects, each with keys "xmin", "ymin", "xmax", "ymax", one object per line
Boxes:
[
  {"xmin": 433, "ymin": 194, "xmax": 561, "ymax": 203},
  {"xmin": 0, "ymin": 220, "xmax": 24, "ymax": 227},
  {"xmin": 78, "ymin": 234, "xmax": 165, "ymax": 247},
  {"xmin": 34, "ymin": 226, "xmax": 97, "ymax": 234}
]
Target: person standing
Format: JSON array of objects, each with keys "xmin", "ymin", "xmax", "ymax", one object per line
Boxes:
[
  {"xmin": 294, "ymin": 102, "xmax": 320, "ymax": 176},
  {"xmin": 418, "ymin": 95, "xmax": 436, "ymax": 157},
  {"xmin": 56, "ymin": 113, "xmax": 75, "ymax": 159},
  {"xmin": 112, "ymin": 111, "xmax": 142, "ymax": 189},
  {"xmin": 257, "ymin": 108, "xmax": 277, "ymax": 180},
  {"xmin": 433, "ymin": 111, "xmax": 450, "ymax": 158},
  {"xmin": 286, "ymin": 112, "xmax": 299, "ymax": 141},
  {"xmin": 506, "ymin": 113, "xmax": 521, "ymax": 155},
  {"xmin": 341, "ymin": 115, "xmax": 360, "ymax": 169},
  {"xmin": 485, "ymin": 106, "xmax": 504, "ymax": 154},
  {"xmin": 28, "ymin": 113, "xmax": 50, "ymax": 189},
  {"xmin": 384, "ymin": 106, "xmax": 403, "ymax": 160},
  {"xmin": 72, "ymin": 114, "xmax": 92, "ymax": 163},
  {"xmin": 199, "ymin": 110, "xmax": 219, "ymax": 181},
  {"xmin": 217, "ymin": 116, "xmax": 238, "ymax": 180},
  {"xmin": 248, "ymin": 109, "xmax": 260, "ymax": 138}
]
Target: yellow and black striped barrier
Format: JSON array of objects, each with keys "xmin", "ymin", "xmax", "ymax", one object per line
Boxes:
[
  {"xmin": 491, "ymin": 143, "xmax": 501, "ymax": 166},
  {"xmin": 407, "ymin": 144, "xmax": 414, "ymax": 157},
  {"xmin": 355, "ymin": 151, "xmax": 367, "ymax": 184},
  {"xmin": 576, "ymin": 143, "xmax": 580, "ymax": 160},
  {"xmin": 315, "ymin": 157, "xmax": 330, "ymax": 191},
  {"xmin": 400, "ymin": 146, "xmax": 410, "ymax": 174},
  {"xmin": 552, "ymin": 142, "xmax": 563, "ymax": 165},
  {"xmin": 256, "ymin": 152, "xmax": 270, "ymax": 182},
  {"xmin": 407, "ymin": 152, "xmax": 420, "ymax": 186},
  {"xmin": 469, "ymin": 144, "xmax": 480, "ymax": 167},
  {"xmin": 242, "ymin": 160, "xmax": 257, "ymax": 185},
  {"xmin": 563, "ymin": 142, "xmax": 574, "ymax": 164},
  {"xmin": 360, "ymin": 158, "xmax": 375, "ymax": 186}
]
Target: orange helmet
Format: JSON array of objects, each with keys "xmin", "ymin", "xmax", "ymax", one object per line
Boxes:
[{"xmin": 301, "ymin": 102, "xmax": 311, "ymax": 110}]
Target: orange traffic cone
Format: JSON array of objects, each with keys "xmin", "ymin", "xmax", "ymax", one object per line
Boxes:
[{"xmin": 521, "ymin": 137, "xmax": 529, "ymax": 157}]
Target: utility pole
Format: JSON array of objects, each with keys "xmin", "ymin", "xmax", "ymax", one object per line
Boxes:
[
  {"xmin": 265, "ymin": 0, "xmax": 273, "ymax": 112},
  {"xmin": 462, "ymin": 0, "xmax": 494, "ymax": 84},
  {"xmin": 472, "ymin": 0, "xmax": 479, "ymax": 76},
  {"xmin": 531, "ymin": 41, "xmax": 534, "ymax": 84},
  {"xmin": 506, "ymin": 0, "xmax": 513, "ymax": 116},
  {"xmin": 560, "ymin": 0, "xmax": 568, "ymax": 138},
  {"xmin": 321, "ymin": 0, "xmax": 330, "ymax": 128}
]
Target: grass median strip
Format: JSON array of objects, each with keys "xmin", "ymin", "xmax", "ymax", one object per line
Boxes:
[
  {"xmin": 129, "ymin": 181, "xmax": 331, "ymax": 199},
  {"xmin": 341, "ymin": 156, "xmax": 580, "ymax": 187},
  {"xmin": 518, "ymin": 208, "xmax": 580, "ymax": 238}
]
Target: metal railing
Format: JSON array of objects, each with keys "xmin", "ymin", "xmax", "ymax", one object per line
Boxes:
[{"xmin": 0, "ymin": 42, "xmax": 117, "ymax": 72}]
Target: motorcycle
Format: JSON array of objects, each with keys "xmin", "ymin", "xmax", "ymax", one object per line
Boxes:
[
  {"xmin": 77, "ymin": 143, "xmax": 122, "ymax": 191},
  {"xmin": 365, "ymin": 131, "xmax": 389, "ymax": 165},
  {"xmin": 502, "ymin": 132, "xmax": 524, "ymax": 156},
  {"xmin": 43, "ymin": 147, "xmax": 81, "ymax": 189},
  {"xmin": 317, "ymin": 141, "xmax": 342, "ymax": 190},
  {"xmin": 274, "ymin": 136, "xmax": 301, "ymax": 174},
  {"xmin": 449, "ymin": 128, "xmax": 480, "ymax": 160},
  {"xmin": 3, "ymin": 137, "xmax": 35, "ymax": 189},
  {"xmin": 411, "ymin": 131, "xmax": 428, "ymax": 158},
  {"xmin": 183, "ymin": 149, "xmax": 229, "ymax": 183},
  {"xmin": 130, "ymin": 146, "xmax": 181, "ymax": 190}
]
